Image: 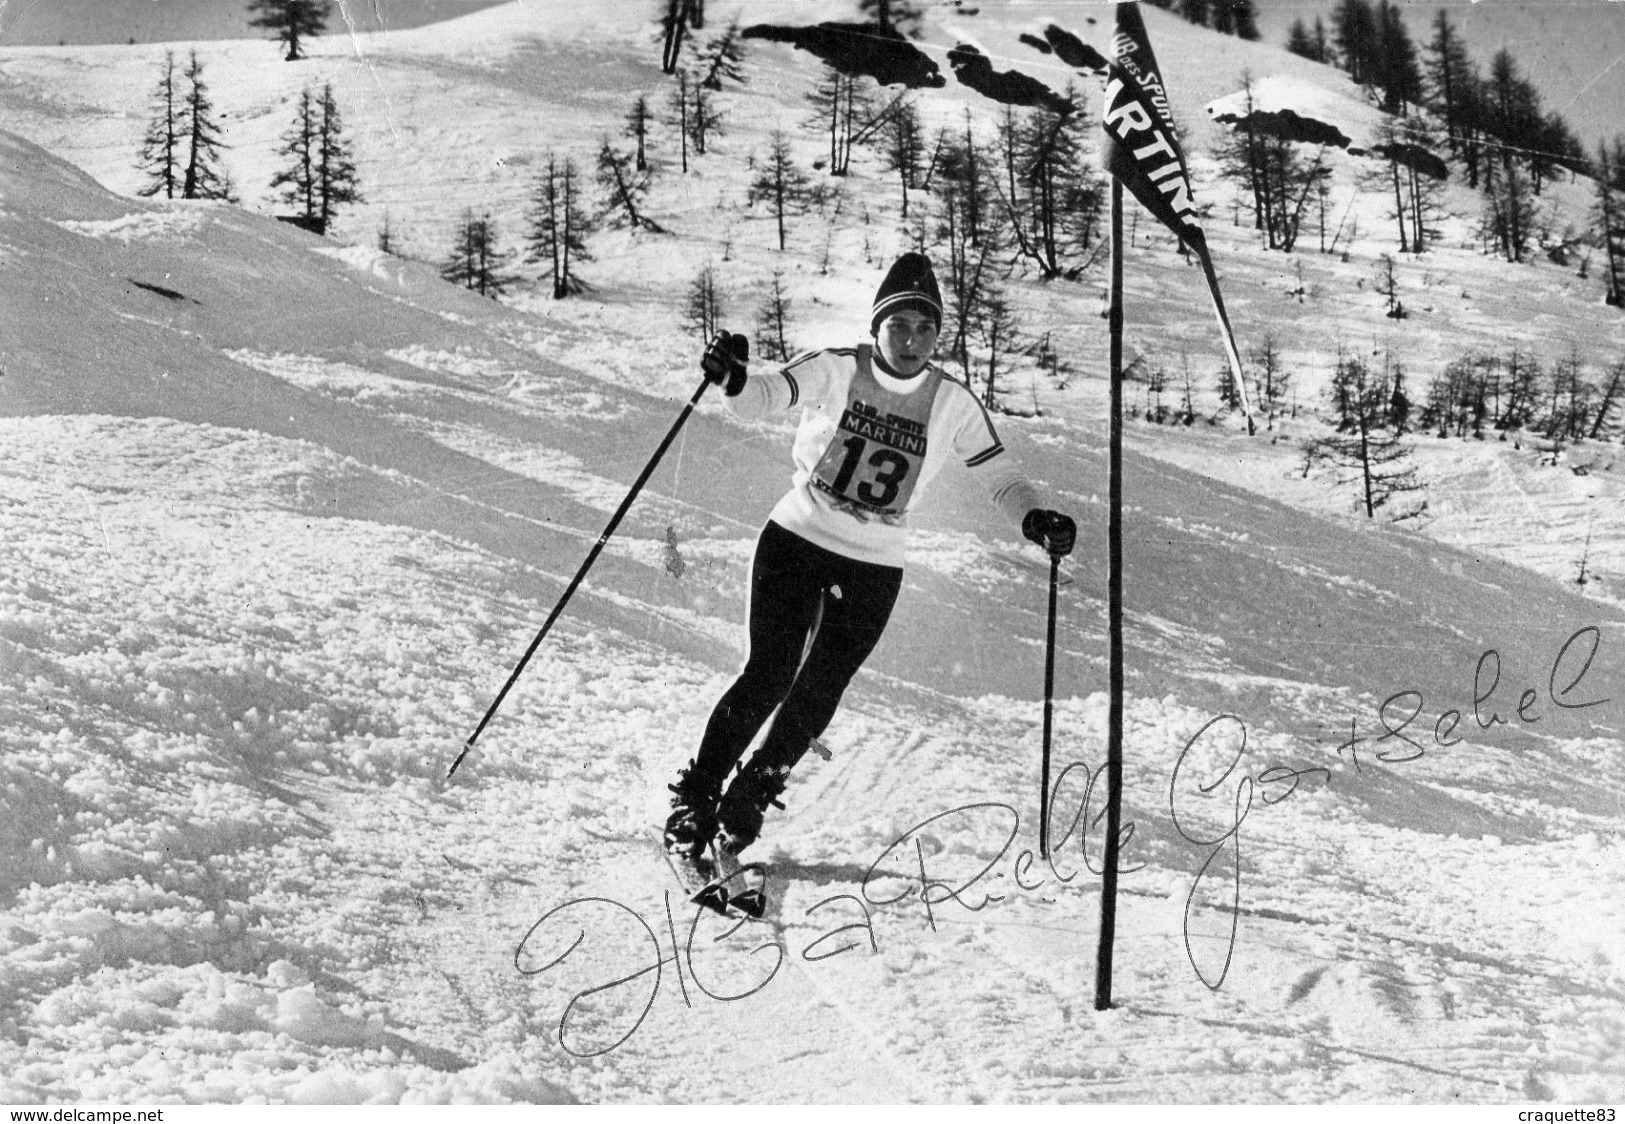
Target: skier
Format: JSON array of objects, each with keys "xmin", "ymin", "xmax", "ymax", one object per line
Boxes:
[{"xmin": 664, "ymin": 251, "xmax": 1077, "ymax": 867}]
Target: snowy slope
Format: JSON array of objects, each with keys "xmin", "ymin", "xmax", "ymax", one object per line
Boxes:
[
  {"xmin": 0, "ymin": 0, "xmax": 511, "ymax": 46},
  {"xmin": 2, "ymin": 0, "xmax": 1624, "ymax": 1105},
  {"xmin": 6, "ymin": 0, "xmax": 1616, "ymax": 601}
]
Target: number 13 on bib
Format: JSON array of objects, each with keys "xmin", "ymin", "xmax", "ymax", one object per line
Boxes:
[{"xmin": 809, "ymin": 352, "xmax": 941, "ymax": 522}]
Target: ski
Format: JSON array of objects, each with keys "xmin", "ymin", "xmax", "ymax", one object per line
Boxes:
[{"xmin": 658, "ymin": 833, "xmax": 769, "ymax": 920}]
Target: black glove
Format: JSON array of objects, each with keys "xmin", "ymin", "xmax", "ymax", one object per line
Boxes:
[
  {"xmin": 701, "ymin": 331, "xmax": 749, "ymax": 396},
  {"xmin": 1023, "ymin": 508, "xmax": 1076, "ymax": 557}
]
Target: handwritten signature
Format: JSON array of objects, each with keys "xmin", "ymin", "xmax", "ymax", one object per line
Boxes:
[
  {"xmin": 1170, "ymin": 625, "xmax": 1611, "ymax": 991},
  {"xmin": 514, "ymin": 628, "xmax": 1611, "ymax": 1054},
  {"xmin": 514, "ymin": 764, "xmax": 1136, "ymax": 1057}
]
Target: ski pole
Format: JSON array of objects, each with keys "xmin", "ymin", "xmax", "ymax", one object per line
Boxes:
[
  {"xmin": 446, "ymin": 374, "xmax": 713, "ymax": 779},
  {"xmin": 1038, "ymin": 549, "xmax": 1060, "ymax": 859}
]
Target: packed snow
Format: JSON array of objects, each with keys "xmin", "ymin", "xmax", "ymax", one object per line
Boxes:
[{"xmin": 1, "ymin": 0, "xmax": 1622, "ymax": 1106}]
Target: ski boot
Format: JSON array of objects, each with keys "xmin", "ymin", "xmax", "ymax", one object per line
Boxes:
[
  {"xmin": 715, "ymin": 759, "xmax": 790, "ymax": 858},
  {"xmin": 664, "ymin": 760, "xmax": 723, "ymax": 865}
]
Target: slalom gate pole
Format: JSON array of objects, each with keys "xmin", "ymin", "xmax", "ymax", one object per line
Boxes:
[
  {"xmin": 1095, "ymin": 178, "xmax": 1126, "ymax": 1011},
  {"xmin": 1039, "ymin": 549, "xmax": 1060, "ymax": 860},
  {"xmin": 446, "ymin": 375, "xmax": 714, "ymax": 779}
]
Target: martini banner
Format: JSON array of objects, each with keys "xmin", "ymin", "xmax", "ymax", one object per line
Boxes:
[{"xmin": 1101, "ymin": 1, "xmax": 1254, "ymax": 424}]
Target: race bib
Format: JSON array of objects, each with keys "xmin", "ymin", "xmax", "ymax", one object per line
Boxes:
[{"xmin": 809, "ymin": 349, "xmax": 939, "ymax": 519}]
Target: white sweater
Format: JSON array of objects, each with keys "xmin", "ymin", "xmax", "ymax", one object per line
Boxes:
[{"xmin": 728, "ymin": 343, "xmax": 1041, "ymax": 567}]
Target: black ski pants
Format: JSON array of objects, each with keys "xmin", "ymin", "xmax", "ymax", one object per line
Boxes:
[{"xmin": 693, "ymin": 520, "xmax": 903, "ymax": 786}]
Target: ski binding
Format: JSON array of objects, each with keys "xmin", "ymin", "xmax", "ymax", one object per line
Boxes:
[{"xmin": 663, "ymin": 841, "xmax": 768, "ymax": 919}]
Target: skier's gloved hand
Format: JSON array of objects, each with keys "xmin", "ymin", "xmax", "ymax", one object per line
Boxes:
[
  {"xmin": 1023, "ymin": 508, "xmax": 1077, "ymax": 557},
  {"xmin": 701, "ymin": 331, "xmax": 750, "ymax": 397}
]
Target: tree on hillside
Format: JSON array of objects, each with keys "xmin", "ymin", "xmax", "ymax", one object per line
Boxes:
[
  {"xmin": 754, "ymin": 269, "xmax": 795, "ymax": 361},
  {"xmin": 1285, "ymin": 17, "xmax": 1330, "ymax": 64},
  {"xmin": 969, "ymin": 277, "xmax": 1020, "ymax": 410},
  {"xmin": 1588, "ymin": 358, "xmax": 1625, "ymax": 441},
  {"xmin": 697, "ymin": 18, "xmax": 748, "ymax": 90},
  {"xmin": 1373, "ymin": 253, "xmax": 1405, "ymax": 317},
  {"xmin": 1331, "ymin": 0, "xmax": 1421, "ymax": 111},
  {"xmin": 993, "ymin": 106, "xmax": 1037, "ymax": 270},
  {"xmin": 180, "ymin": 52, "xmax": 235, "ymax": 202},
  {"xmin": 136, "ymin": 51, "xmax": 184, "ymax": 200},
  {"xmin": 1217, "ymin": 354, "xmax": 1244, "ymax": 415},
  {"xmin": 1368, "ymin": 115, "xmax": 1443, "ymax": 254},
  {"xmin": 1175, "ymin": 354, "xmax": 1199, "ymax": 424},
  {"xmin": 936, "ymin": 110, "xmax": 996, "ymax": 250},
  {"xmin": 597, "ymin": 139, "xmax": 663, "ymax": 231},
  {"xmin": 1330, "ymin": 0, "xmax": 1378, "ymax": 84},
  {"xmin": 270, "ymin": 88, "xmax": 318, "ymax": 220},
  {"xmin": 687, "ymin": 79, "xmax": 724, "ymax": 156},
  {"xmin": 1476, "ymin": 47, "xmax": 1585, "ymax": 196},
  {"xmin": 248, "ymin": 0, "xmax": 329, "ymax": 62},
  {"xmin": 933, "ymin": 152, "xmax": 1009, "ymax": 382},
  {"xmin": 747, "ymin": 129, "xmax": 823, "ymax": 251},
  {"xmin": 682, "ymin": 263, "xmax": 723, "ymax": 342},
  {"xmin": 441, "ymin": 209, "xmax": 517, "ymax": 298},
  {"xmin": 1372, "ymin": 0, "xmax": 1424, "ymax": 114},
  {"xmin": 1481, "ymin": 146, "xmax": 1537, "ymax": 263},
  {"xmin": 803, "ymin": 65, "xmax": 905, "ymax": 177},
  {"xmin": 1399, "ymin": 114, "xmax": 1446, "ymax": 250},
  {"xmin": 525, "ymin": 152, "xmax": 594, "ymax": 298},
  {"xmin": 1483, "ymin": 49, "xmax": 1535, "ymax": 138},
  {"xmin": 917, "ymin": 123, "xmax": 954, "ymax": 193},
  {"xmin": 1420, "ymin": 354, "xmax": 1487, "ymax": 438},
  {"xmin": 1213, "ymin": 73, "xmax": 1326, "ymax": 252},
  {"xmin": 625, "ymin": 95, "xmax": 654, "ymax": 172},
  {"xmin": 1424, "ymin": 9, "xmax": 1473, "ymax": 151},
  {"xmin": 1373, "ymin": 127, "xmax": 1415, "ymax": 254},
  {"xmin": 1178, "ymin": 0, "xmax": 1210, "ymax": 28},
  {"xmin": 1302, "ymin": 351, "xmax": 1428, "ymax": 520},
  {"xmin": 1249, "ymin": 334, "xmax": 1291, "ymax": 429},
  {"xmin": 270, "ymin": 83, "xmax": 362, "ymax": 235},
  {"xmin": 882, "ymin": 96, "xmax": 925, "ymax": 217},
  {"xmin": 1386, "ymin": 353, "xmax": 1413, "ymax": 432},
  {"xmin": 1327, "ymin": 348, "xmax": 1361, "ymax": 430},
  {"xmin": 1135, "ymin": 360, "xmax": 1169, "ymax": 423},
  {"xmin": 1028, "ymin": 331, "xmax": 1083, "ymax": 393},
  {"xmin": 805, "ymin": 66, "xmax": 863, "ymax": 176},
  {"xmin": 1594, "ymin": 139, "xmax": 1625, "ymax": 307},
  {"xmin": 311, "ymin": 83, "xmax": 361, "ymax": 226},
  {"xmin": 1476, "ymin": 354, "xmax": 1506, "ymax": 436},
  {"xmin": 1210, "ymin": 0, "xmax": 1261, "ymax": 40},
  {"xmin": 1470, "ymin": 51, "xmax": 1551, "ymax": 258},
  {"xmin": 1497, "ymin": 346, "xmax": 1542, "ymax": 433},
  {"xmin": 995, "ymin": 99, "xmax": 1102, "ymax": 278},
  {"xmin": 1542, "ymin": 345, "xmax": 1589, "ymax": 450},
  {"xmin": 1453, "ymin": 69, "xmax": 1489, "ymax": 189},
  {"xmin": 1484, "ymin": 49, "xmax": 1544, "ymax": 185},
  {"xmin": 1535, "ymin": 114, "xmax": 1587, "ymax": 192}
]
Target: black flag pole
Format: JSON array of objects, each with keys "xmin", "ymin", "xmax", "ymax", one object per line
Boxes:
[
  {"xmin": 1089, "ymin": 0, "xmax": 1254, "ymax": 1011},
  {"xmin": 1095, "ymin": 177, "xmax": 1126, "ymax": 1012}
]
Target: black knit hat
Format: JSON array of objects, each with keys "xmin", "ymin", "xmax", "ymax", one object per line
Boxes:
[{"xmin": 870, "ymin": 252, "xmax": 943, "ymax": 336}]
